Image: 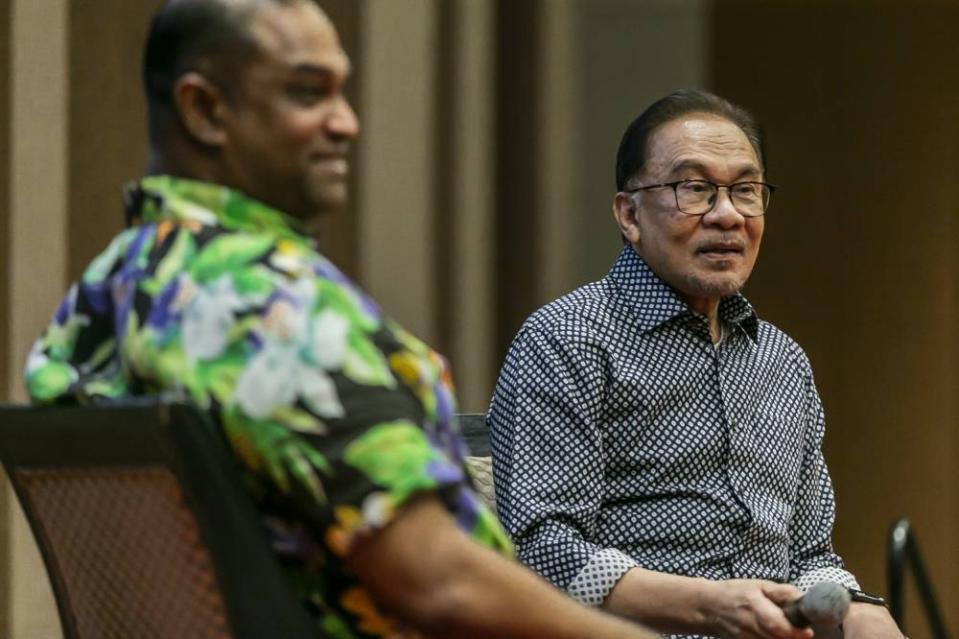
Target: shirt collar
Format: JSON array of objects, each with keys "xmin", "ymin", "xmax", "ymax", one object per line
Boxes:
[
  {"xmin": 123, "ymin": 175, "xmax": 312, "ymax": 244},
  {"xmin": 607, "ymin": 246, "xmax": 759, "ymax": 341}
]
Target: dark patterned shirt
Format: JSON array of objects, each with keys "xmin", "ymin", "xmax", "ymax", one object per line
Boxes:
[
  {"xmin": 26, "ymin": 176, "xmax": 512, "ymax": 639},
  {"xmin": 488, "ymin": 246, "xmax": 857, "ymax": 638}
]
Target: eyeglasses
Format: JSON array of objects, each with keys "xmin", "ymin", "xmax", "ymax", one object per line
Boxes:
[{"xmin": 625, "ymin": 179, "xmax": 777, "ymax": 217}]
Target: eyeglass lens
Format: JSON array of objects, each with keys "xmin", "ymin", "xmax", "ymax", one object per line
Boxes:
[{"xmin": 677, "ymin": 181, "xmax": 768, "ymax": 217}]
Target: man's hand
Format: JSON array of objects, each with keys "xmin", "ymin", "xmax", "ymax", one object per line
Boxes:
[
  {"xmin": 841, "ymin": 602, "xmax": 904, "ymax": 639},
  {"xmin": 605, "ymin": 569, "xmax": 816, "ymax": 638},
  {"xmin": 702, "ymin": 579, "xmax": 814, "ymax": 639}
]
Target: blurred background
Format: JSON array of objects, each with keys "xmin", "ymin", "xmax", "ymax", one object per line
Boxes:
[{"xmin": 1, "ymin": 0, "xmax": 956, "ymax": 636}]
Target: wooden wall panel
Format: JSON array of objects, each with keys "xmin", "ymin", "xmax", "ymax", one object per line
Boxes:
[
  {"xmin": 494, "ymin": 0, "xmax": 543, "ymax": 359},
  {"xmin": 68, "ymin": 0, "xmax": 164, "ymax": 280},
  {"xmin": 0, "ymin": 2, "xmax": 10, "ymax": 634},
  {"xmin": 710, "ymin": 2, "xmax": 958, "ymax": 633},
  {"xmin": 440, "ymin": 0, "xmax": 497, "ymax": 411},
  {"xmin": 0, "ymin": 0, "xmax": 9, "ymax": 404},
  {"xmin": 312, "ymin": 0, "xmax": 362, "ymax": 280},
  {"xmin": 8, "ymin": 0, "xmax": 70, "ymax": 631},
  {"xmin": 358, "ymin": 0, "xmax": 439, "ymax": 343}
]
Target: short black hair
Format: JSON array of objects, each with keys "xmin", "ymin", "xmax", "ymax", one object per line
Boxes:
[
  {"xmin": 142, "ymin": 0, "xmax": 263, "ymax": 110},
  {"xmin": 615, "ymin": 89, "xmax": 766, "ymax": 191}
]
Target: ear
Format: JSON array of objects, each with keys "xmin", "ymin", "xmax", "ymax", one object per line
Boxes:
[
  {"xmin": 612, "ymin": 192, "xmax": 641, "ymax": 245},
  {"xmin": 172, "ymin": 72, "xmax": 229, "ymax": 147}
]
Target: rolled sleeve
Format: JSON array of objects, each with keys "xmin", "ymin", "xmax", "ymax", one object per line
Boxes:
[
  {"xmin": 489, "ymin": 323, "xmax": 629, "ymax": 603},
  {"xmin": 567, "ymin": 548, "xmax": 639, "ymax": 606}
]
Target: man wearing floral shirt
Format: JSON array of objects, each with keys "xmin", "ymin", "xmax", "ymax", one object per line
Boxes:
[{"xmin": 23, "ymin": 1, "xmax": 656, "ymax": 638}]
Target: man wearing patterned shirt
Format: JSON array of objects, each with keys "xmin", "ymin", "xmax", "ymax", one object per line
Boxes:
[
  {"xmin": 24, "ymin": 1, "xmax": 658, "ymax": 637},
  {"xmin": 488, "ymin": 90, "xmax": 903, "ymax": 638}
]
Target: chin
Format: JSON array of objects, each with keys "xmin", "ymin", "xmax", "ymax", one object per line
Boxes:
[
  {"xmin": 684, "ymin": 272, "xmax": 746, "ymax": 299},
  {"xmin": 308, "ymin": 185, "xmax": 349, "ymax": 214}
]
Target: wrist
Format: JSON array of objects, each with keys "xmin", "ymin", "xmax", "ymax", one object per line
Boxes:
[
  {"xmin": 605, "ymin": 569, "xmax": 720, "ymax": 635},
  {"xmin": 693, "ymin": 578, "xmax": 721, "ymax": 632},
  {"xmin": 844, "ymin": 601, "xmax": 902, "ymax": 637},
  {"xmin": 846, "ymin": 600, "xmax": 894, "ymax": 621}
]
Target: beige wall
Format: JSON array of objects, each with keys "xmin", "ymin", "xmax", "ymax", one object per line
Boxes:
[
  {"xmin": 0, "ymin": 0, "xmax": 9, "ymax": 632},
  {"xmin": 314, "ymin": 0, "xmax": 363, "ymax": 280},
  {"xmin": 358, "ymin": 0, "xmax": 499, "ymax": 411},
  {"xmin": 359, "ymin": 0, "xmax": 439, "ymax": 344},
  {"xmin": 574, "ymin": 0, "xmax": 708, "ymax": 285},
  {"xmin": 491, "ymin": 0, "xmax": 710, "ymax": 359},
  {"xmin": 712, "ymin": 3, "xmax": 959, "ymax": 635},
  {"xmin": 442, "ymin": 0, "xmax": 497, "ymax": 412},
  {"xmin": 5, "ymin": 0, "xmax": 69, "ymax": 635},
  {"xmin": 0, "ymin": 0, "xmax": 9, "ymax": 403},
  {"xmin": 67, "ymin": 0, "xmax": 163, "ymax": 279}
]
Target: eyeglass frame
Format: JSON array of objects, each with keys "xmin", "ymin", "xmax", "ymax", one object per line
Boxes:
[{"xmin": 623, "ymin": 179, "xmax": 778, "ymax": 218}]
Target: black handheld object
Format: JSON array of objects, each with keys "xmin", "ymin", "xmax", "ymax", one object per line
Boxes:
[{"xmin": 782, "ymin": 582, "xmax": 851, "ymax": 628}]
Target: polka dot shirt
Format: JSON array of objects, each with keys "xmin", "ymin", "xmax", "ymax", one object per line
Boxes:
[{"xmin": 488, "ymin": 247, "xmax": 858, "ymax": 638}]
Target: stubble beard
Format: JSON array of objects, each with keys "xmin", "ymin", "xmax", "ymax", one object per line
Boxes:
[{"xmin": 680, "ymin": 269, "xmax": 748, "ymax": 301}]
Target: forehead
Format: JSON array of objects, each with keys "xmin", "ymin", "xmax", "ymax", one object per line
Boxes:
[
  {"xmin": 645, "ymin": 114, "xmax": 760, "ymax": 177},
  {"xmin": 245, "ymin": 2, "xmax": 350, "ymax": 76}
]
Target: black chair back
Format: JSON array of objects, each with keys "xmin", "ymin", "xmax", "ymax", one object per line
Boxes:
[
  {"xmin": 0, "ymin": 399, "xmax": 318, "ymax": 639},
  {"xmin": 458, "ymin": 412, "xmax": 491, "ymax": 456}
]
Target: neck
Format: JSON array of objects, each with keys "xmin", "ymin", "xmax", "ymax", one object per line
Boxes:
[
  {"xmin": 147, "ymin": 147, "xmax": 219, "ymax": 182},
  {"xmin": 683, "ymin": 295, "xmax": 722, "ymax": 343}
]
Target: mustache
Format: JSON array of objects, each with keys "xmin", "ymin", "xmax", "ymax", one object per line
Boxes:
[{"xmin": 695, "ymin": 236, "xmax": 746, "ymax": 252}]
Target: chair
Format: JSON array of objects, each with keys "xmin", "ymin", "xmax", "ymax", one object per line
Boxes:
[
  {"xmin": 0, "ymin": 398, "xmax": 319, "ymax": 639},
  {"xmin": 458, "ymin": 413, "xmax": 497, "ymax": 513}
]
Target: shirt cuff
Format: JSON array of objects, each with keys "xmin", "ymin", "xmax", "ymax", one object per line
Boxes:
[
  {"xmin": 567, "ymin": 547, "xmax": 638, "ymax": 606},
  {"xmin": 794, "ymin": 565, "xmax": 861, "ymax": 591}
]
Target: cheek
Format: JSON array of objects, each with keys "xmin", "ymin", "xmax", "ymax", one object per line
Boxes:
[
  {"xmin": 276, "ymin": 124, "xmax": 316, "ymax": 151},
  {"xmin": 289, "ymin": 114, "xmax": 322, "ymax": 140},
  {"xmin": 745, "ymin": 219, "xmax": 765, "ymax": 254},
  {"xmin": 262, "ymin": 108, "xmax": 320, "ymax": 147},
  {"xmin": 640, "ymin": 219, "xmax": 698, "ymax": 270},
  {"xmin": 639, "ymin": 210, "xmax": 694, "ymax": 242},
  {"xmin": 662, "ymin": 216, "xmax": 702, "ymax": 252}
]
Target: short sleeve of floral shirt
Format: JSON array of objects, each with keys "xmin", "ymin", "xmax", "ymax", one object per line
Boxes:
[{"xmin": 25, "ymin": 175, "xmax": 511, "ymax": 638}]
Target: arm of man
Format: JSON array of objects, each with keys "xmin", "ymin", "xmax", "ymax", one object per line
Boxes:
[
  {"xmin": 490, "ymin": 324, "xmax": 812, "ymax": 639},
  {"xmin": 346, "ymin": 494, "xmax": 657, "ymax": 639},
  {"xmin": 788, "ymin": 362, "xmax": 902, "ymax": 638},
  {"xmin": 843, "ymin": 603, "xmax": 902, "ymax": 639}
]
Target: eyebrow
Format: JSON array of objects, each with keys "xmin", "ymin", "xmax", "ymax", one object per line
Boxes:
[
  {"xmin": 669, "ymin": 158, "xmax": 762, "ymax": 180},
  {"xmin": 290, "ymin": 60, "xmax": 351, "ymax": 80}
]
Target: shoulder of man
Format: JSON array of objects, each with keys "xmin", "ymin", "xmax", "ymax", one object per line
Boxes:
[
  {"xmin": 754, "ymin": 317, "xmax": 815, "ymax": 373},
  {"xmin": 520, "ymin": 278, "xmax": 618, "ymax": 336}
]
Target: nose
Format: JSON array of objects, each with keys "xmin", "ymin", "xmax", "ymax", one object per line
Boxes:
[
  {"xmin": 327, "ymin": 95, "xmax": 360, "ymax": 140},
  {"xmin": 702, "ymin": 186, "xmax": 744, "ymax": 229}
]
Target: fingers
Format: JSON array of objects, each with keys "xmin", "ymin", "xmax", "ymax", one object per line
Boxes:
[
  {"xmin": 755, "ymin": 605, "xmax": 815, "ymax": 638},
  {"xmin": 711, "ymin": 579, "xmax": 820, "ymax": 639},
  {"xmin": 752, "ymin": 590, "xmax": 814, "ymax": 639},
  {"xmin": 761, "ymin": 581, "xmax": 804, "ymax": 605}
]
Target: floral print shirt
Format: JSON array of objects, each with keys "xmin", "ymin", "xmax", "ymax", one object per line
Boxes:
[{"xmin": 25, "ymin": 175, "xmax": 512, "ymax": 638}]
